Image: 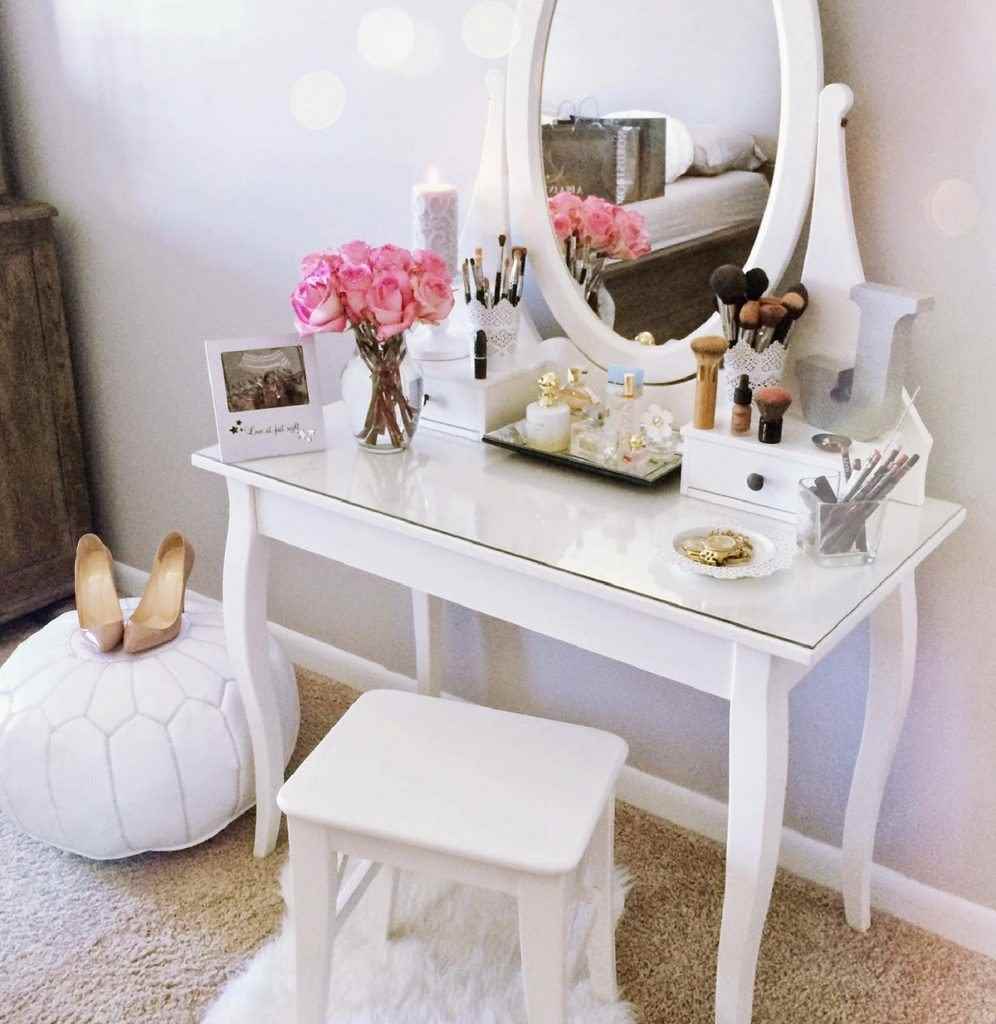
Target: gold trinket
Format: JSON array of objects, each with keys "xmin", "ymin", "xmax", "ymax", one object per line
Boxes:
[{"xmin": 680, "ymin": 529, "xmax": 755, "ymax": 568}]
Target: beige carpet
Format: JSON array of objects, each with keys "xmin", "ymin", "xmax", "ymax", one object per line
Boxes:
[{"xmin": 1, "ymin": 609, "xmax": 994, "ymax": 1023}]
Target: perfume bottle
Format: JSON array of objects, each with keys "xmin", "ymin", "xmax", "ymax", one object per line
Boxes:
[
  {"xmin": 560, "ymin": 366, "xmax": 599, "ymax": 417},
  {"xmin": 610, "ymin": 372, "xmax": 642, "ymax": 458},
  {"xmin": 525, "ymin": 372, "xmax": 571, "ymax": 453}
]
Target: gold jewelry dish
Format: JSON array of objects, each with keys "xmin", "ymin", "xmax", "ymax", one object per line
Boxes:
[{"xmin": 679, "ymin": 529, "xmax": 755, "ymax": 568}]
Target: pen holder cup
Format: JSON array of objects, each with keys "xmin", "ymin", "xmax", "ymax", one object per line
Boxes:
[
  {"xmin": 466, "ymin": 298, "xmax": 519, "ymax": 358},
  {"xmin": 797, "ymin": 478, "xmax": 889, "ymax": 567},
  {"xmin": 723, "ymin": 339, "xmax": 787, "ymax": 402}
]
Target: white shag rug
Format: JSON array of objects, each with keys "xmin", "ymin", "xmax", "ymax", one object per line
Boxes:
[{"xmin": 204, "ymin": 859, "xmax": 634, "ymax": 1023}]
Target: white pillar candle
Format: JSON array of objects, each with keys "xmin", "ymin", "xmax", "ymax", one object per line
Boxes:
[{"xmin": 412, "ymin": 168, "xmax": 459, "ymax": 281}]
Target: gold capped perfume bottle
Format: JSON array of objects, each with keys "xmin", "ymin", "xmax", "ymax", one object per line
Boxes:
[
  {"xmin": 525, "ymin": 372, "xmax": 571, "ymax": 453},
  {"xmin": 611, "ymin": 372, "xmax": 641, "ymax": 458},
  {"xmin": 560, "ymin": 366, "xmax": 600, "ymax": 416}
]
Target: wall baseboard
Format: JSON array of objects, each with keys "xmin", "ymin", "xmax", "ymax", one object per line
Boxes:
[{"xmin": 115, "ymin": 562, "xmax": 996, "ymax": 960}]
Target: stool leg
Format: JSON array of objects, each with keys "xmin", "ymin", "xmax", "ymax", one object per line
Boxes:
[
  {"xmin": 289, "ymin": 818, "xmax": 338, "ymax": 1024},
  {"xmin": 366, "ymin": 866, "xmax": 400, "ymax": 956},
  {"xmin": 586, "ymin": 799, "xmax": 618, "ymax": 1001},
  {"xmin": 518, "ymin": 873, "xmax": 569, "ymax": 1024}
]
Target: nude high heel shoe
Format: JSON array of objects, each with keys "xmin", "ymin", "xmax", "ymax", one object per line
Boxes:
[
  {"xmin": 123, "ymin": 532, "xmax": 195, "ymax": 655},
  {"xmin": 75, "ymin": 534, "xmax": 123, "ymax": 652}
]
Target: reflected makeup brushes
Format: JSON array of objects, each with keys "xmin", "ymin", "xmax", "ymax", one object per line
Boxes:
[{"xmin": 709, "ymin": 264, "xmax": 810, "ymax": 352}]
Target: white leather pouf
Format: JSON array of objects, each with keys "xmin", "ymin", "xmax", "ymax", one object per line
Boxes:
[{"xmin": 0, "ymin": 598, "xmax": 299, "ymax": 859}]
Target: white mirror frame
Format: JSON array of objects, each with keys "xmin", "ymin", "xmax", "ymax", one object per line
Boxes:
[{"xmin": 507, "ymin": 0, "xmax": 825, "ymax": 383}]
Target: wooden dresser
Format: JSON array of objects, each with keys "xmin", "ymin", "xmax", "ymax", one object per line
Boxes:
[{"xmin": 0, "ymin": 200, "xmax": 91, "ymax": 623}]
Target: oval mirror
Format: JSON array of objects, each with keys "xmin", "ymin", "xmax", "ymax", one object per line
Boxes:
[{"xmin": 508, "ymin": 0, "xmax": 824, "ymax": 383}]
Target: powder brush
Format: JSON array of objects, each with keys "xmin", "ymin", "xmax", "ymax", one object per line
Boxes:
[
  {"xmin": 772, "ymin": 285, "xmax": 809, "ymax": 348},
  {"xmin": 754, "ymin": 385, "xmax": 792, "ymax": 444},
  {"xmin": 736, "ymin": 300, "xmax": 762, "ymax": 349},
  {"xmin": 709, "ymin": 264, "xmax": 747, "ymax": 346},
  {"xmin": 745, "ymin": 267, "xmax": 769, "ymax": 302},
  {"xmin": 755, "ymin": 304, "xmax": 788, "ymax": 353}
]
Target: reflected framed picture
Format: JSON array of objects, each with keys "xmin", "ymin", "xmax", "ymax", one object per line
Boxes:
[{"xmin": 205, "ymin": 334, "xmax": 326, "ymax": 463}]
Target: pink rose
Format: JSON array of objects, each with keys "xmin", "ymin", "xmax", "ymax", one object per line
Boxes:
[
  {"xmin": 412, "ymin": 249, "xmax": 448, "ymax": 277},
  {"xmin": 550, "ymin": 210, "xmax": 574, "ymax": 241},
  {"xmin": 612, "ymin": 207, "xmax": 651, "ymax": 260},
  {"xmin": 548, "ymin": 190, "xmax": 583, "ymax": 224},
  {"xmin": 367, "ymin": 268, "xmax": 417, "ymax": 340},
  {"xmin": 371, "ymin": 244, "xmax": 414, "ymax": 272},
  {"xmin": 291, "ymin": 266, "xmax": 347, "ymax": 335},
  {"xmin": 299, "ymin": 249, "xmax": 341, "ymax": 278},
  {"xmin": 580, "ymin": 196, "xmax": 618, "ymax": 252},
  {"xmin": 413, "ymin": 272, "xmax": 454, "ymax": 325},
  {"xmin": 338, "ymin": 261, "xmax": 373, "ymax": 322},
  {"xmin": 340, "ymin": 240, "xmax": 372, "ymax": 266}
]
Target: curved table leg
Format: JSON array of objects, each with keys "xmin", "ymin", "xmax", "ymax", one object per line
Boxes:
[
  {"xmin": 842, "ymin": 574, "xmax": 918, "ymax": 931},
  {"xmin": 715, "ymin": 646, "xmax": 789, "ymax": 1024},
  {"xmin": 224, "ymin": 479, "xmax": 287, "ymax": 858}
]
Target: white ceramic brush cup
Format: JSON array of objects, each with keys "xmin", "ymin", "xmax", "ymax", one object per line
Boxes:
[
  {"xmin": 466, "ymin": 298, "xmax": 519, "ymax": 358},
  {"xmin": 723, "ymin": 339, "xmax": 788, "ymax": 402}
]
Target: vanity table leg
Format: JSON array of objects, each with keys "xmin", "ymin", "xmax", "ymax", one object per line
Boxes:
[
  {"xmin": 715, "ymin": 646, "xmax": 789, "ymax": 1024},
  {"xmin": 842, "ymin": 574, "xmax": 918, "ymax": 931},
  {"xmin": 224, "ymin": 479, "xmax": 288, "ymax": 858},
  {"xmin": 411, "ymin": 590, "xmax": 443, "ymax": 697}
]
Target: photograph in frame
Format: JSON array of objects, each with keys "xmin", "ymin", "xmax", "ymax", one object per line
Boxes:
[{"xmin": 205, "ymin": 335, "xmax": 326, "ymax": 463}]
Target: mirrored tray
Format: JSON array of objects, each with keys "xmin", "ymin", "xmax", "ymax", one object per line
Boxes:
[{"xmin": 482, "ymin": 419, "xmax": 682, "ymax": 487}]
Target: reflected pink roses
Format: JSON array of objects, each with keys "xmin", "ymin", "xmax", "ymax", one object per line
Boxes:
[{"xmin": 546, "ymin": 190, "xmax": 651, "ymax": 262}]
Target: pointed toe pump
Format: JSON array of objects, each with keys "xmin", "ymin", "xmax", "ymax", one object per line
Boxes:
[
  {"xmin": 75, "ymin": 534, "xmax": 124, "ymax": 652},
  {"xmin": 124, "ymin": 532, "xmax": 195, "ymax": 655}
]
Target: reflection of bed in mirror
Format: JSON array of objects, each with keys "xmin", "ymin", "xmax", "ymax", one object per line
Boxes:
[{"xmin": 604, "ymin": 166, "xmax": 773, "ymax": 342}]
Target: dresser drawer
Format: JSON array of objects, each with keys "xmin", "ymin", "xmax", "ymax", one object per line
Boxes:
[{"xmin": 681, "ymin": 439, "xmax": 814, "ymax": 516}]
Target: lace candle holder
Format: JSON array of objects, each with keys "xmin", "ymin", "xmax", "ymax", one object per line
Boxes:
[
  {"xmin": 723, "ymin": 339, "xmax": 787, "ymax": 402},
  {"xmin": 466, "ymin": 298, "xmax": 520, "ymax": 358}
]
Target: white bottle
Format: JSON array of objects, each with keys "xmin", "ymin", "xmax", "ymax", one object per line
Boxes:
[{"xmin": 526, "ymin": 372, "xmax": 571, "ymax": 453}]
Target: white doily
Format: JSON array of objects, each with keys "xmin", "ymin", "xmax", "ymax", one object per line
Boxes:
[
  {"xmin": 466, "ymin": 298, "xmax": 519, "ymax": 357},
  {"xmin": 723, "ymin": 339, "xmax": 788, "ymax": 401},
  {"xmin": 669, "ymin": 520, "xmax": 796, "ymax": 580}
]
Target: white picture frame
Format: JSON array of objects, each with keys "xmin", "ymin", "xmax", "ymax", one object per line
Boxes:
[{"xmin": 205, "ymin": 334, "xmax": 326, "ymax": 463}]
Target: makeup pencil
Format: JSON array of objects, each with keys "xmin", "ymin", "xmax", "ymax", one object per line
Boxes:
[{"xmin": 493, "ymin": 233, "xmax": 507, "ymax": 305}]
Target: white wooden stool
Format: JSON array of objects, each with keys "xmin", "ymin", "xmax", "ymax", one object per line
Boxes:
[{"xmin": 277, "ymin": 690, "xmax": 628, "ymax": 1024}]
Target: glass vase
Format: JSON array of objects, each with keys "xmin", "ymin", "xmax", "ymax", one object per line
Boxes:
[{"xmin": 340, "ymin": 327, "xmax": 424, "ymax": 453}]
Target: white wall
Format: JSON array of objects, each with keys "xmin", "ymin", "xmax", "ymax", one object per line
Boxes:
[
  {"xmin": 1, "ymin": 0, "xmax": 994, "ymax": 913},
  {"xmin": 542, "ymin": 0, "xmax": 780, "ymax": 149}
]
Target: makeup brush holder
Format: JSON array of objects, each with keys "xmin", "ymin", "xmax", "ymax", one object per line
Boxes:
[
  {"xmin": 722, "ymin": 339, "xmax": 787, "ymax": 402},
  {"xmin": 466, "ymin": 298, "xmax": 519, "ymax": 358}
]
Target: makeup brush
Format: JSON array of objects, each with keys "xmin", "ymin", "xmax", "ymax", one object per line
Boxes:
[
  {"xmin": 709, "ymin": 264, "xmax": 748, "ymax": 347},
  {"xmin": 745, "ymin": 267, "xmax": 769, "ymax": 302},
  {"xmin": 755, "ymin": 304, "xmax": 788, "ymax": 353},
  {"xmin": 754, "ymin": 386, "xmax": 793, "ymax": 444},
  {"xmin": 469, "ymin": 258, "xmax": 486, "ymax": 305},
  {"xmin": 737, "ymin": 300, "xmax": 762, "ymax": 349},
  {"xmin": 461, "ymin": 260, "xmax": 472, "ymax": 304},
  {"xmin": 493, "ymin": 233, "xmax": 507, "ymax": 305},
  {"xmin": 691, "ymin": 335, "xmax": 729, "ymax": 430}
]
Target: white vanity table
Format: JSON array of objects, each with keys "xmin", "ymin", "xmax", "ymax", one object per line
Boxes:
[{"xmin": 191, "ymin": 405, "xmax": 963, "ymax": 1024}]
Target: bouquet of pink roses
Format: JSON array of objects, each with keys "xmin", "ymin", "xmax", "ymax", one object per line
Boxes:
[
  {"xmin": 547, "ymin": 191, "xmax": 651, "ymax": 303},
  {"xmin": 291, "ymin": 241, "xmax": 454, "ymax": 451},
  {"xmin": 291, "ymin": 241, "xmax": 453, "ymax": 341}
]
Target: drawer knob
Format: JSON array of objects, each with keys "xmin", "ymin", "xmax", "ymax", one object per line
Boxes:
[{"xmin": 747, "ymin": 473, "xmax": 765, "ymax": 492}]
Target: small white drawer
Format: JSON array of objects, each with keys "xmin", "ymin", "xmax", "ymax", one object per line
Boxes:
[
  {"xmin": 680, "ymin": 411, "xmax": 840, "ymax": 522},
  {"xmin": 682, "ymin": 441, "xmax": 812, "ymax": 515}
]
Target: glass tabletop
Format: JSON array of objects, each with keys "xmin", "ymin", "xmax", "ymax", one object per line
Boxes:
[{"xmin": 194, "ymin": 404, "xmax": 964, "ymax": 650}]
